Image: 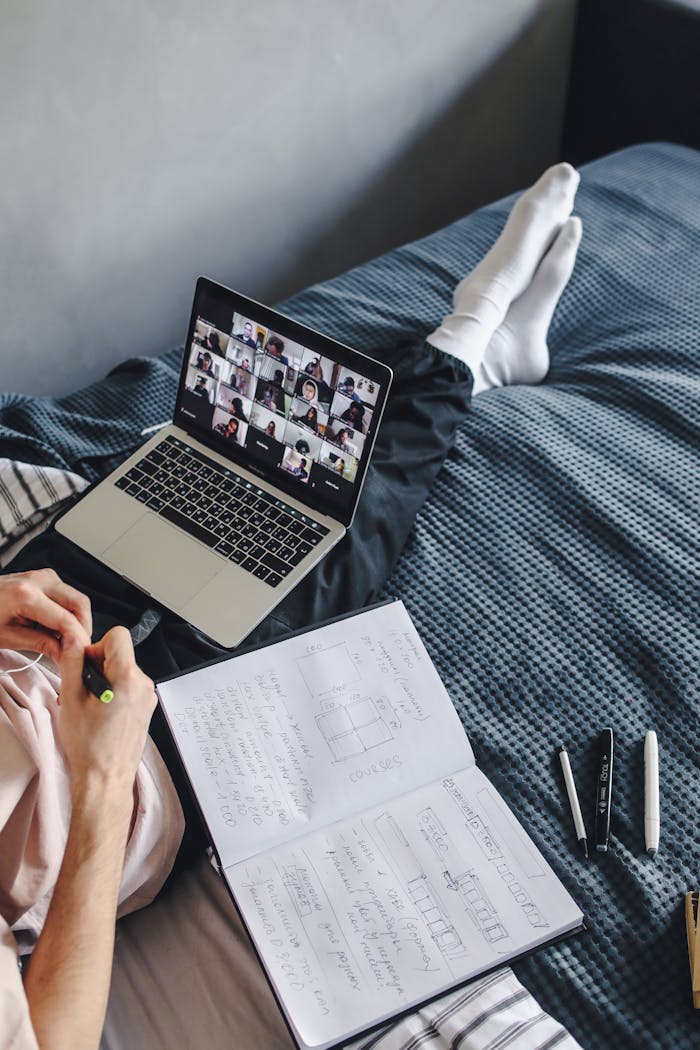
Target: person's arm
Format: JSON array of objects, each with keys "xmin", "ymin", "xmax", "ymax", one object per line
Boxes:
[
  {"xmin": 22, "ymin": 627, "xmax": 156, "ymax": 1050},
  {"xmin": 22, "ymin": 771, "xmax": 133, "ymax": 1049}
]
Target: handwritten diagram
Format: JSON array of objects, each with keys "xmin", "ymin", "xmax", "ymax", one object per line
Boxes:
[
  {"xmin": 316, "ymin": 698, "xmax": 393, "ymax": 761},
  {"xmin": 373, "ymin": 813, "xmax": 468, "ymax": 961},
  {"xmin": 441, "ymin": 784, "xmax": 550, "ymax": 930},
  {"xmin": 406, "ymin": 875, "xmax": 466, "ymax": 959},
  {"xmin": 296, "ymin": 639, "xmax": 402, "ymax": 760},
  {"xmin": 417, "ymin": 807, "xmax": 507, "ymax": 944},
  {"xmin": 297, "ymin": 642, "xmax": 360, "ymax": 699}
]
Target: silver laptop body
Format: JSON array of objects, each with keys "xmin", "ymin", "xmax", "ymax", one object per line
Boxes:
[{"xmin": 56, "ymin": 279, "xmax": 392, "ymax": 648}]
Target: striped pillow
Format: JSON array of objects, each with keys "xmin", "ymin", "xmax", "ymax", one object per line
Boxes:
[{"xmin": 0, "ymin": 460, "xmax": 88, "ymax": 568}]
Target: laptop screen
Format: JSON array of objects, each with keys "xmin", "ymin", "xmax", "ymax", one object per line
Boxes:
[{"xmin": 173, "ymin": 279, "xmax": 392, "ymax": 527}]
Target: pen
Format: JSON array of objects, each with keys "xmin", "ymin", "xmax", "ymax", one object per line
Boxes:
[
  {"xmin": 82, "ymin": 659, "xmax": 114, "ymax": 704},
  {"xmin": 594, "ymin": 727, "xmax": 614, "ymax": 853},
  {"xmin": 644, "ymin": 730, "xmax": 660, "ymax": 857},
  {"xmin": 558, "ymin": 746, "xmax": 588, "ymax": 858}
]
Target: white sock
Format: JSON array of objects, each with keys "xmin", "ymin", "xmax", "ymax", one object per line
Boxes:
[
  {"xmin": 473, "ymin": 215, "xmax": 582, "ymax": 395},
  {"xmin": 428, "ymin": 163, "xmax": 580, "ymax": 377}
]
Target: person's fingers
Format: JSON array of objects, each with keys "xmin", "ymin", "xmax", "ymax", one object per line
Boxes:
[
  {"xmin": 83, "ymin": 640, "xmax": 106, "ymax": 673},
  {"xmin": 94, "ymin": 626, "xmax": 136, "ymax": 683},
  {"xmin": 88, "ymin": 627, "xmax": 155, "ymax": 714},
  {"xmin": 57, "ymin": 631, "xmax": 88, "ymax": 708},
  {"xmin": 40, "ymin": 572, "xmax": 93, "ymax": 639},
  {"xmin": 0, "ymin": 625, "xmax": 63, "ymax": 663},
  {"xmin": 8, "ymin": 575, "xmax": 91, "ymax": 650}
]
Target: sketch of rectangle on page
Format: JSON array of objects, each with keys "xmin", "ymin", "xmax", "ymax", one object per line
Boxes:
[
  {"xmin": 158, "ymin": 602, "xmax": 475, "ymax": 868},
  {"xmin": 158, "ymin": 600, "xmax": 583, "ymax": 1050}
]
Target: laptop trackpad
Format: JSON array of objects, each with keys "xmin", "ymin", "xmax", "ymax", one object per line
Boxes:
[{"xmin": 104, "ymin": 514, "xmax": 219, "ymax": 609}]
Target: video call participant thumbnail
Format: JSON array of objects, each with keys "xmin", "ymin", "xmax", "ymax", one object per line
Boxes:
[
  {"xmin": 194, "ymin": 350, "xmax": 219, "ymax": 377},
  {"xmin": 283, "ymin": 426, "xmax": 322, "ymax": 464},
  {"xmin": 325, "ymin": 422, "xmax": 364, "ymax": 458},
  {"xmin": 290, "ymin": 400, "xmax": 322, "ymax": 434},
  {"xmin": 212, "ymin": 410, "xmax": 244, "ymax": 444},
  {"xmin": 231, "ymin": 312, "xmax": 265, "ymax": 352},
  {"xmin": 193, "ymin": 321, "xmax": 228, "ymax": 359},
  {"xmin": 249, "ymin": 403, "xmax": 281, "ymax": 438},
  {"xmin": 254, "ymin": 377, "xmax": 287, "ymax": 415},
  {"xmin": 335, "ymin": 367, "xmax": 379, "ymax": 407},
  {"xmin": 233, "ymin": 320, "xmax": 257, "ymax": 349},
  {"xmin": 181, "ymin": 368, "xmax": 216, "ymax": 428},
  {"xmin": 281, "ymin": 446, "xmax": 310, "ymax": 482},
  {"xmin": 256, "ymin": 357, "xmax": 294, "ymax": 395},
  {"xmin": 225, "ymin": 338, "xmax": 253, "ymax": 373},
  {"xmin": 337, "ymin": 397, "xmax": 370, "ymax": 434},
  {"xmin": 263, "ymin": 334, "xmax": 288, "ymax": 364},
  {"xmin": 294, "ymin": 377, "xmax": 328, "ymax": 412},
  {"xmin": 222, "ymin": 364, "xmax": 254, "ymax": 400}
]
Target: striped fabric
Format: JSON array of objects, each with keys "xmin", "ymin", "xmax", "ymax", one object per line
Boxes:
[
  {"xmin": 351, "ymin": 968, "xmax": 581, "ymax": 1050},
  {"xmin": 0, "ymin": 459, "xmax": 88, "ymax": 568}
]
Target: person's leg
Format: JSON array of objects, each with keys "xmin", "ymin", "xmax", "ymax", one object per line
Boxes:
[
  {"xmin": 472, "ymin": 215, "xmax": 582, "ymax": 394},
  {"xmin": 244, "ymin": 340, "xmax": 472, "ymax": 647},
  {"xmin": 428, "ymin": 164, "xmax": 580, "ymax": 382}
]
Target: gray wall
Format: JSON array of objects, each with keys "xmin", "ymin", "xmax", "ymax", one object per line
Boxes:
[{"xmin": 0, "ymin": 0, "xmax": 575, "ymax": 397}]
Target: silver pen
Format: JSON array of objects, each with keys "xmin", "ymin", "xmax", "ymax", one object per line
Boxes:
[
  {"xmin": 558, "ymin": 746, "xmax": 588, "ymax": 858},
  {"xmin": 644, "ymin": 730, "xmax": 660, "ymax": 857}
]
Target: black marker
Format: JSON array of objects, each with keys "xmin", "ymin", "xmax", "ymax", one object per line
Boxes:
[
  {"xmin": 594, "ymin": 727, "xmax": 614, "ymax": 852},
  {"xmin": 82, "ymin": 660, "xmax": 114, "ymax": 704}
]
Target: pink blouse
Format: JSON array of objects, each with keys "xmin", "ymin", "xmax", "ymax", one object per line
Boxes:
[{"xmin": 0, "ymin": 650, "xmax": 184, "ymax": 1049}]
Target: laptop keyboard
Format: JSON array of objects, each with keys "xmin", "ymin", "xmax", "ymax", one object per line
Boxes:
[{"xmin": 114, "ymin": 435, "xmax": 330, "ymax": 588}]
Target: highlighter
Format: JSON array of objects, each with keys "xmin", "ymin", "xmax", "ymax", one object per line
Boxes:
[{"xmin": 82, "ymin": 660, "xmax": 114, "ymax": 704}]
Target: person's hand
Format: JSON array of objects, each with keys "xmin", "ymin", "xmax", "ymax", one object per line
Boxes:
[
  {"xmin": 58, "ymin": 627, "xmax": 157, "ymax": 803},
  {"xmin": 0, "ymin": 568, "xmax": 92, "ymax": 660}
]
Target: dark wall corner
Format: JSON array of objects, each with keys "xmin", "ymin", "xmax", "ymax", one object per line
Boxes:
[{"xmin": 561, "ymin": 0, "xmax": 700, "ymax": 165}]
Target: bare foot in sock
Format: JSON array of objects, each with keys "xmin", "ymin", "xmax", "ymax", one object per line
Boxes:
[
  {"xmin": 428, "ymin": 163, "xmax": 580, "ymax": 380},
  {"xmin": 472, "ymin": 215, "xmax": 582, "ymax": 395}
]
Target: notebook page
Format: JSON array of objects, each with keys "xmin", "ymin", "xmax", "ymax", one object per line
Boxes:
[
  {"xmin": 226, "ymin": 764, "xmax": 583, "ymax": 1050},
  {"xmin": 158, "ymin": 601, "xmax": 474, "ymax": 869}
]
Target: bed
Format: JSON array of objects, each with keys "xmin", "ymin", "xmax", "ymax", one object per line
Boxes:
[{"xmin": 2, "ymin": 142, "xmax": 698, "ymax": 1049}]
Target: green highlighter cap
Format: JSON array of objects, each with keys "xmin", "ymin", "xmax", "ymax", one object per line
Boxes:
[{"xmin": 82, "ymin": 661, "xmax": 115, "ymax": 706}]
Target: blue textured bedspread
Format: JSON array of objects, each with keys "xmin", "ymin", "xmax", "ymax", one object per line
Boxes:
[{"xmin": 2, "ymin": 143, "xmax": 699, "ymax": 1048}]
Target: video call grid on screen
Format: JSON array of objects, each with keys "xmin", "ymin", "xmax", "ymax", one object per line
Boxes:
[{"xmin": 175, "ymin": 282, "xmax": 390, "ymax": 524}]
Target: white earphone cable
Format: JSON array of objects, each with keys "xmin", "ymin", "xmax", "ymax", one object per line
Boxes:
[{"xmin": 0, "ymin": 653, "xmax": 43, "ymax": 676}]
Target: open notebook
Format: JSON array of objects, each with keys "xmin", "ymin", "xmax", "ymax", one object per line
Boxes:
[{"xmin": 158, "ymin": 600, "xmax": 583, "ymax": 1050}]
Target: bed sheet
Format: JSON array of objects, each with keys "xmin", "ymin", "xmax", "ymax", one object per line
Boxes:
[
  {"xmin": 344, "ymin": 143, "xmax": 700, "ymax": 1049},
  {"xmin": 1, "ymin": 143, "xmax": 698, "ymax": 1048}
]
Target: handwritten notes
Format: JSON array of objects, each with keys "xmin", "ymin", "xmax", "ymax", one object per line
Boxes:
[
  {"xmin": 228, "ymin": 767, "xmax": 581, "ymax": 1049},
  {"xmin": 158, "ymin": 602, "xmax": 474, "ymax": 867}
]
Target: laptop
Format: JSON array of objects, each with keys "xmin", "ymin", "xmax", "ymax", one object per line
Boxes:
[{"xmin": 56, "ymin": 278, "xmax": 392, "ymax": 647}]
